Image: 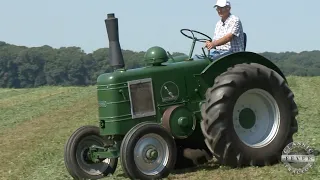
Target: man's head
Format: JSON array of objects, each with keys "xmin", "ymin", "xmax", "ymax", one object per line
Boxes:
[{"xmin": 214, "ymin": 0, "xmax": 231, "ymax": 20}]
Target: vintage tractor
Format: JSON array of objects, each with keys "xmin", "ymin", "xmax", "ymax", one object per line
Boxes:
[{"xmin": 64, "ymin": 13, "xmax": 298, "ymax": 180}]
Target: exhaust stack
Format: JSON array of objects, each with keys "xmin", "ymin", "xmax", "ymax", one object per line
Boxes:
[{"xmin": 105, "ymin": 13, "xmax": 125, "ymax": 71}]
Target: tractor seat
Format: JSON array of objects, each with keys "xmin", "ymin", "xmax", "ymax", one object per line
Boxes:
[{"xmin": 243, "ymin": 32, "xmax": 247, "ymax": 51}]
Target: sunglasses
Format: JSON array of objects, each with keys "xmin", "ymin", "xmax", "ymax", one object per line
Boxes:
[{"xmin": 215, "ymin": 6, "xmax": 229, "ymax": 11}]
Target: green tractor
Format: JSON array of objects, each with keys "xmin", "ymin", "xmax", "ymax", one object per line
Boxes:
[{"xmin": 64, "ymin": 13, "xmax": 298, "ymax": 180}]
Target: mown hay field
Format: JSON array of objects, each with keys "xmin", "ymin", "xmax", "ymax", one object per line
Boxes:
[{"xmin": 0, "ymin": 76, "xmax": 319, "ymax": 180}]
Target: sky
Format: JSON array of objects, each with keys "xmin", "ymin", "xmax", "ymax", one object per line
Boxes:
[{"xmin": 0, "ymin": 0, "xmax": 319, "ymax": 56}]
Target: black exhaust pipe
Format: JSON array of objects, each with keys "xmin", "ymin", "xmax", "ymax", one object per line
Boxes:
[{"xmin": 104, "ymin": 13, "xmax": 125, "ymax": 71}]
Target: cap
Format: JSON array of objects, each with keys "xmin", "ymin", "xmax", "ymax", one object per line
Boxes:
[{"xmin": 214, "ymin": 0, "xmax": 231, "ymax": 7}]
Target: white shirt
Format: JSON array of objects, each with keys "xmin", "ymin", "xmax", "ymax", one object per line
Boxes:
[{"xmin": 213, "ymin": 14, "xmax": 245, "ymax": 52}]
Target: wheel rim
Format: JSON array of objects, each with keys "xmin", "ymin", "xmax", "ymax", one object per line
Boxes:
[
  {"xmin": 133, "ymin": 133, "xmax": 170, "ymax": 175},
  {"xmin": 76, "ymin": 135, "xmax": 111, "ymax": 176},
  {"xmin": 232, "ymin": 88, "xmax": 280, "ymax": 148}
]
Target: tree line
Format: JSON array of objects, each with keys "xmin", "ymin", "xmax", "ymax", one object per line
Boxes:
[{"xmin": 0, "ymin": 41, "xmax": 319, "ymax": 88}]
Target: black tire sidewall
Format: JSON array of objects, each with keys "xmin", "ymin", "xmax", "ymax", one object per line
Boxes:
[{"xmin": 120, "ymin": 122, "xmax": 177, "ymax": 180}]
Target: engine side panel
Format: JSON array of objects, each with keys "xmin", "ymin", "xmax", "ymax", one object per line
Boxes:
[{"xmin": 97, "ymin": 59, "xmax": 209, "ymax": 135}]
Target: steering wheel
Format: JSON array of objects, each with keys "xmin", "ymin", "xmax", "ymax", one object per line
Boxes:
[
  {"xmin": 180, "ymin": 29, "xmax": 212, "ymax": 59},
  {"xmin": 180, "ymin": 29, "xmax": 212, "ymax": 42}
]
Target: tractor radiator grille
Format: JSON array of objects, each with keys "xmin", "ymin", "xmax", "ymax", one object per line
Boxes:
[{"xmin": 128, "ymin": 78, "xmax": 156, "ymax": 119}]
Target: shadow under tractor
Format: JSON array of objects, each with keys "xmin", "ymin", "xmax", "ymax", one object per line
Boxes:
[{"xmin": 64, "ymin": 13, "xmax": 299, "ymax": 180}]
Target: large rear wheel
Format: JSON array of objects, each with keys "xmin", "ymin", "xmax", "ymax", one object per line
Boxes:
[{"xmin": 200, "ymin": 63, "xmax": 298, "ymax": 167}]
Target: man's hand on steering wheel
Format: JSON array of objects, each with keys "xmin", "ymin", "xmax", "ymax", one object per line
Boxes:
[
  {"xmin": 180, "ymin": 29, "xmax": 213, "ymax": 58},
  {"xmin": 205, "ymin": 40, "xmax": 215, "ymax": 50}
]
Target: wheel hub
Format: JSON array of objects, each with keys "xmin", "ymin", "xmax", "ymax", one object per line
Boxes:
[
  {"xmin": 146, "ymin": 148, "xmax": 158, "ymax": 160},
  {"xmin": 239, "ymin": 108, "xmax": 256, "ymax": 129},
  {"xmin": 134, "ymin": 134, "xmax": 170, "ymax": 176},
  {"xmin": 84, "ymin": 148, "xmax": 97, "ymax": 163},
  {"xmin": 233, "ymin": 88, "xmax": 280, "ymax": 148},
  {"xmin": 76, "ymin": 135, "xmax": 112, "ymax": 176}
]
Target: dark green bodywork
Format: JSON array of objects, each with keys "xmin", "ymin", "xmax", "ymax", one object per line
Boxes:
[
  {"xmin": 97, "ymin": 54, "xmax": 209, "ymax": 135},
  {"xmin": 144, "ymin": 46, "xmax": 169, "ymax": 65},
  {"xmin": 96, "ymin": 48, "xmax": 286, "ymax": 136}
]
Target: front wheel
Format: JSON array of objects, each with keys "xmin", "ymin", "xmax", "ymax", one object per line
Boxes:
[
  {"xmin": 64, "ymin": 125, "xmax": 118, "ymax": 179},
  {"xmin": 201, "ymin": 63, "xmax": 298, "ymax": 167},
  {"xmin": 120, "ymin": 122, "xmax": 177, "ymax": 180}
]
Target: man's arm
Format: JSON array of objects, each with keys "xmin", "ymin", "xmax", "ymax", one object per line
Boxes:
[
  {"xmin": 211, "ymin": 33, "xmax": 234, "ymax": 47},
  {"xmin": 207, "ymin": 18, "xmax": 241, "ymax": 49}
]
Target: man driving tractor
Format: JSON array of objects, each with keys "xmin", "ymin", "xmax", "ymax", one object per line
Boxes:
[{"xmin": 196, "ymin": 0, "xmax": 245, "ymax": 60}]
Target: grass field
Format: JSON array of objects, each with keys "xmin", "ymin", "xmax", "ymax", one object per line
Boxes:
[{"xmin": 0, "ymin": 76, "xmax": 319, "ymax": 180}]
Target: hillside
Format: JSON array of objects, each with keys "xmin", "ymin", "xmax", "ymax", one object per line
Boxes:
[
  {"xmin": 0, "ymin": 76, "xmax": 319, "ymax": 180},
  {"xmin": 0, "ymin": 41, "xmax": 320, "ymax": 88}
]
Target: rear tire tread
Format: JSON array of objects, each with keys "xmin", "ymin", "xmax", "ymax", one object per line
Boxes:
[{"xmin": 200, "ymin": 63, "xmax": 298, "ymax": 167}]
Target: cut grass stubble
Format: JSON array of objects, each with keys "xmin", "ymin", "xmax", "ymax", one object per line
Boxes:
[{"xmin": 0, "ymin": 76, "xmax": 319, "ymax": 180}]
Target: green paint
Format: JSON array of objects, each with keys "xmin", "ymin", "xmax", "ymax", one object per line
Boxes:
[
  {"xmin": 89, "ymin": 144, "xmax": 120, "ymax": 161},
  {"xmin": 178, "ymin": 117, "xmax": 188, "ymax": 127},
  {"xmin": 239, "ymin": 108, "xmax": 256, "ymax": 129},
  {"xmin": 166, "ymin": 54, "xmax": 189, "ymax": 63},
  {"xmin": 97, "ymin": 57, "xmax": 209, "ymax": 135},
  {"xmin": 96, "ymin": 50, "xmax": 286, "ymax": 136},
  {"xmin": 144, "ymin": 46, "xmax": 169, "ymax": 65},
  {"xmin": 167, "ymin": 106, "xmax": 195, "ymax": 138}
]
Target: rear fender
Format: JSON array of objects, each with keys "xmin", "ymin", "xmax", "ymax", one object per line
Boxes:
[{"xmin": 199, "ymin": 51, "xmax": 287, "ymax": 87}]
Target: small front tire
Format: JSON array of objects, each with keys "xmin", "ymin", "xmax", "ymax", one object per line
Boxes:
[
  {"xmin": 64, "ymin": 125, "xmax": 118, "ymax": 179},
  {"xmin": 120, "ymin": 122, "xmax": 177, "ymax": 180}
]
